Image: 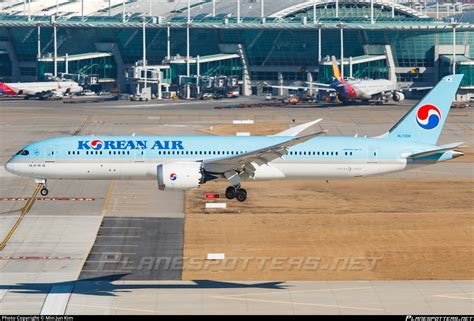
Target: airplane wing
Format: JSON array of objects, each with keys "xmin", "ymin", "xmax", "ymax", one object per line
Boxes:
[
  {"xmin": 271, "ymin": 119, "xmax": 322, "ymax": 137},
  {"xmin": 271, "ymin": 85, "xmax": 335, "ymax": 92},
  {"xmin": 305, "ymin": 82, "xmax": 333, "ymax": 88},
  {"xmin": 400, "ymin": 86, "xmax": 433, "ymax": 92},
  {"xmin": 202, "ymin": 131, "xmax": 327, "ymax": 175},
  {"xmin": 271, "ymin": 85, "xmax": 309, "ymax": 91}
]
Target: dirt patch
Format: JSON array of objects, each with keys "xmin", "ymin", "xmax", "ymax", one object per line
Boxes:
[
  {"xmin": 199, "ymin": 123, "xmax": 289, "ymax": 136},
  {"xmin": 182, "ymin": 179, "xmax": 474, "ymax": 280}
]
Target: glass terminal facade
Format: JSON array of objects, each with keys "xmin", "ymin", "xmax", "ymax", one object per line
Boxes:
[{"xmin": 0, "ymin": 1, "xmax": 472, "ymax": 94}]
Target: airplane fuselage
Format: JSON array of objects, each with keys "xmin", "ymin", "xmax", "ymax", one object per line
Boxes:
[
  {"xmin": 1, "ymin": 81, "xmax": 82, "ymax": 97},
  {"xmin": 338, "ymin": 79, "xmax": 396, "ymax": 101},
  {"xmin": 5, "ymin": 135, "xmax": 456, "ymax": 182}
]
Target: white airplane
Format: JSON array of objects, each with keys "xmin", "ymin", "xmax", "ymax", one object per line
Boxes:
[
  {"xmin": 274, "ymin": 56, "xmax": 431, "ymax": 104},
  {"xmin": 0, "ymin": 80, "xmax": 83, "ymax": 100},
  {"xmin": 5, "ymin": 75, "xmax": 464, "ymax": 202}
]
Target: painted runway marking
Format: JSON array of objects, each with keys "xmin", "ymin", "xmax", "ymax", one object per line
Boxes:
[
  {"xmin": 68, "ymin": 303, "xmax": 157, "ymax": 314},
  {"xmin": 0, "ymin": 184, "xmax": 41, "ymax": 250},
  {"xmin": 212, "ymin": 296, "xmax": 384, "ymax": 312},
  {"xmin": 40, "ymin": 285, "xmax": 74, "ymax": 315},
  {"xmin": 433, "ymin": 292, "xmax": 474, "ymax": 301},
  {"xmin": 102, "ymin": 181, "xmax": 116, "ymax": 214},
  {"xmin": 221, "ymin": 286, "xmax": 373, "ymax": 298},
  {"xmin": 0, "ymin": 256, "xmax": 73, "ymax": 260},
  {"xmin": 0, "ymin": 197, "xmax": 95, "ymax": 201},
  {"xmin": 212, "ymin": 286, "xmax": 384, "ymax": 312}
]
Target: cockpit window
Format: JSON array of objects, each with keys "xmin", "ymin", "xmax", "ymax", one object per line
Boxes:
[
  {"xmin": 15, "ymin": 150, "xmax": 23, "ymax": 155},
  {"xmin": 20, "ymin": 150, "xmax": 29, "ymax": 156}
]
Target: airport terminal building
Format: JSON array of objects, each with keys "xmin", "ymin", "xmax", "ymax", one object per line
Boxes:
[{"xmin": 0, "ymin": 0, "xmax": 473, "ymax": 99}]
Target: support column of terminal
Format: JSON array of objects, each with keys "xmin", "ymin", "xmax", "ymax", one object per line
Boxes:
[
  {"xmin": 186, "ymin": 0, "xmax": 191, "ymax": 99},
  {"xmin": 37, "ymin": 25, "xmax": 41, "ymax": 60},
  {"xmin": 142, "ymin": 19, "xmax": 148, "ymax": 97},
  {"xmin": 278, "ymin": 72, "xmax": 283, "ymax": 97},
  {"xmin": 53, "ymin": 22, "xmax": 57, "ymax": 78}
]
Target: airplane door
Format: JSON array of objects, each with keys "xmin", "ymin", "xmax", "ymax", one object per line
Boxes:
[
  {"xmin": 45, "ymin": 146, "xmax": 55, "ymax": 163},
  {"xmin": 134, "ymin": 148, "xmax": 145, "ymax": 162},
  {"xmin": 367, "ymin": 146, "xmax": 378, "ymax": 164}
]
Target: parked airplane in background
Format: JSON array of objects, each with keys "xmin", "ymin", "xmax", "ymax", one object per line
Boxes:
[
  {"xmin": 273, "ymin": 56, "xmax": 430, "ymax": 104},
  {"xmin": 0, "ymin": 80, "xmax": 82, "ymax": 100},
  {"xmin": 5, "ymin": 75, "xmax": 464, "ymax": 202}
]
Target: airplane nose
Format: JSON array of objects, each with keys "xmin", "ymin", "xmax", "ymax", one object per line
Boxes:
[
  {"xmin": 5, "ymin": 160, "xmax": 13, "ymax": 173},
  {"xmin": 4, "ymin": 159, "xmax": 18, "ymax": 175}
]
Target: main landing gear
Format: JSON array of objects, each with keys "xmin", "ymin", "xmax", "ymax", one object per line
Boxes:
[{"xmin": 225, "ymin": 185, "xmax": 247, "ymax": 202}]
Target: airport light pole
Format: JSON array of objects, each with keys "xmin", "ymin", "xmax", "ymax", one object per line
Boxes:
[
  {"xmin": 451, "ymin": 19, "xmax": 457, "ymax": 75},
  {"xmin": 186, "ymin": 0, "xmax": 191, "ymax": 99},
  {"xmin": 142, "ymin": 19, "xmax": 147, "ymax": 93},
  {"xmin": 237, "ymin": 0, "xmax": 241, "ymax": 23},
  {"xmin": 261, "ymin": 0, "xmax": 264, "ymax": 19},
  {"xmin": 56, "ymin": 0, "xmax": 59, "ymax": 16},
  {"xmin": 370, "ymin": 0, "xmax": 374, "ymax": 24},
  {"xmin": 196, "ymin": 55, "xmax": 200, "ymax": 96},
  {"xmin": 167, "ymin": 23, "xmax": 171, "ymax": 60},
  {"xmin": 122, "ymin": 0, "xmax": 126, "ymax": 22},
  {"xmin": 339, "ymin": 23, "xmax": 344, "ymax": 79},
  {"xmin": 318, "ymin": 24, "xmax": 322, "ymax": 63},
  {"xmin": 108, "ymin": 0, "xmax": 111, "ymax": 16},
  {"xmin": 336, "ymin": 0, "xmax": 339, "ymax": 18},
  {"xmin": 81, "ymin": 0, "xmax": 84, "ymax": 20},
  {"xmin": 392, "ymin": 0, "xmax": 395, "ymax": 18},
  {"xmin": 149, "ymin": 0, "xmax": 152, "ymax": 16},
  {"xmin": 212, "ymin": 0, "xmax": 216, "ymax": 17}
]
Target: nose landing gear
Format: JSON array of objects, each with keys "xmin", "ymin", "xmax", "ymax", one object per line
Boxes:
[
  {"xmin": 35, "ymin": 179, "xmax": 48, "ymax": 196},
  {"xmin": 40, "ymin": 186, "xmax": 49, "ymax": 196},
  {"xmin": 225, "ymin": 185, "xmax": 247, "ymax": 202}
]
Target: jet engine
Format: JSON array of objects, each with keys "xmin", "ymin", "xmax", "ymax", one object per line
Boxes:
[
  {"xmin": 157, "ymin": 161, "xmax": 204, "ymax": 190},
  {"xmin": 392, "ymin": 91, "xmax": 405, "ymax": 102}
]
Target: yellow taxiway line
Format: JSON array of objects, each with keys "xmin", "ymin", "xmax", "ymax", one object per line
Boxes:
[{"xmin": 0, "ymin": 183, "xmax": 42, "ymax": 250}]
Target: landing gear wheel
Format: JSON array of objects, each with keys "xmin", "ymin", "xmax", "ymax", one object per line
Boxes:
[
  {"xmin": 236, "ymin": 189, "xmax": 247, "ymax": 202},
  {"xmin": 40, "ymin": 187, "xmax": 49, "ymax": 196},
  {"xmin": 225, "ymin": 186, "xmax": 236, "ymax": 200}
]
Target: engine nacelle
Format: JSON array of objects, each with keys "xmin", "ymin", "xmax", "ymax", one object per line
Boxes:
[
  {"xmin": 157, "ymin": 161, "xmax": 203, "ymax": 190},
  {"xmin": 392, "ymin": 91, "xmax": 405, "ymax": 102}
]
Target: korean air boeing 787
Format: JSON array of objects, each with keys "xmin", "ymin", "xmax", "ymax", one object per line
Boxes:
[{"xmin": 5, "ymin": 75, "xmax": 464, "ymax": 202}]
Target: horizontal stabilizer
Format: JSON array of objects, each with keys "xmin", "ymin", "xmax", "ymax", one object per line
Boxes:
[
  {"xmin": 271, "ymin": 119, "xmax": 322, "ymax": 137},
  {"xmin": 403, "ymin": 142, "xmax": 464, "ymax": 159}
]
